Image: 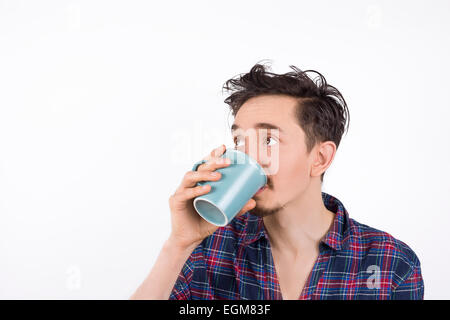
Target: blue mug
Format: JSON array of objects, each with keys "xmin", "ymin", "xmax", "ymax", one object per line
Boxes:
[{"xmin": 191, "ymin": 148, "xmax": 267, "ymax": 226}]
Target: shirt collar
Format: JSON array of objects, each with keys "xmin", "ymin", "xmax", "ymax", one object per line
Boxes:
[{"xmin": 241, "ymin": 192, "xmax": 350, "ymax": 251}]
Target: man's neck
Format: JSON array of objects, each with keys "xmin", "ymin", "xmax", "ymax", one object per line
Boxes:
[{"xmin": 263, "ymin": 184, "xmax": 335, "ymax": 257}]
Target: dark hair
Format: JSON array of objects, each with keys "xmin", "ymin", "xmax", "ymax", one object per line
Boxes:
[{"xmin": 222, "ymin": 61, "xmax": 350, "ymax": 182}]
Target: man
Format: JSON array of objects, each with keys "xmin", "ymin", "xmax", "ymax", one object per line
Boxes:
[{"xmin": 130, "ymin": 62, "xmax": 424, "ymax": 300}]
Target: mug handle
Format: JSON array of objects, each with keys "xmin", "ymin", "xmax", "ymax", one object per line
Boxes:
[
  {"xmin": 191, "ymin": 159, "xmax": 208, "ymax": 172},
  {"xmin": 191, "ymin": 159, "xmax": 208, "ymax": 187}
]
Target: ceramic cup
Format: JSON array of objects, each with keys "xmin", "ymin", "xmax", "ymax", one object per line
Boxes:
[{"xmin": 191, "ymin": 148, "xmax": 267, "ymax": 226}]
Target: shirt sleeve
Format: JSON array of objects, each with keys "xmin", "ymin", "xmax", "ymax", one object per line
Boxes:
[
  {"xmin": 168, "ymin": 252, "xmax": 195, "ymax": 300},
  {"xmin": 390, "ymin": 262, "xmax": 424, "ymax": 300}
]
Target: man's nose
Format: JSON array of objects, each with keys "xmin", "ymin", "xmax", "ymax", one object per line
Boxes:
[
  {"xmin": 241, "ymin": 136, "xmax": 270, "ymax": 168},
  {"xmin": 234, "ymin": 136, "xmax": 278, "ymax": 176}
]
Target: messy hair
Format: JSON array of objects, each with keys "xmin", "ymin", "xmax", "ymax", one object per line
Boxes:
[{"xmin": 222, "ymin": 61, "xmax": 350, "ymax": 182}]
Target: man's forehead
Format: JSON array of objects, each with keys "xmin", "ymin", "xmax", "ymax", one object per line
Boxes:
[
  {"xmin": 231, "ymin": 96, "xmax": 298, "ymax": 134},
  {"xmin": 231, "ymin": 122, "xmax": 284, "ymax": 133}
]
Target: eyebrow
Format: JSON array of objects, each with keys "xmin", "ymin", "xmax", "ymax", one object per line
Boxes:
[{"xmin": 231, "ymin": 122, "xmax": 284, "ymax": 133}]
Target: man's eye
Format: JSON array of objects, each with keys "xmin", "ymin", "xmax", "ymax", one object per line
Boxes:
[
  {"xmin": 233, "ymin": 137, "xmax": 244, "ymax": 147},
  {"xmin": 265, "ymin": 137, "xmax": 278, "ymax": 146},
  {"xmin": 234, "ymin": 137, "xmax": 278, "ymax": 147}
]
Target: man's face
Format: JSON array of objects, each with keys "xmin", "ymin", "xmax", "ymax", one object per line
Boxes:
[{"xmin": 231, "ymin": 94, "xmax": 316, "ymax": 218}]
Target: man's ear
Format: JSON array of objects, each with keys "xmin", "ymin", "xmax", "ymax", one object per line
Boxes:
[{"xmin": 310, "ymin": 141, "xmax": 336, "ymax": 178}]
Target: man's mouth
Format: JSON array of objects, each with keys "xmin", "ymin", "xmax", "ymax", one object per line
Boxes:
[{"xmin": 255, "ymin": 184, "xmax": 268, "ymax": 195}]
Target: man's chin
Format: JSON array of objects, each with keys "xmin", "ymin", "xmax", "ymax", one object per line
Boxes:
[{"xmin": 248, "ymin": 204, "xmax": 281, "ymax": 218}]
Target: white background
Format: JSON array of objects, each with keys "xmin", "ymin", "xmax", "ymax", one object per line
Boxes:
[{"xmin": 1, "ymin": 0, "xmax": 449, "ymax": 299}]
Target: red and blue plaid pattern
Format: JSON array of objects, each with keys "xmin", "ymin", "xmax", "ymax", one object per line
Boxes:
[{"xmin": 169, "ymin": 192, "xmax": 424, "ymax": 300}]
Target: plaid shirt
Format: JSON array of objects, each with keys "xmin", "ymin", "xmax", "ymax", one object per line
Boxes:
[{"xmin": 169, "ymin": 192, "xmax": 424, "ymax": 300}]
